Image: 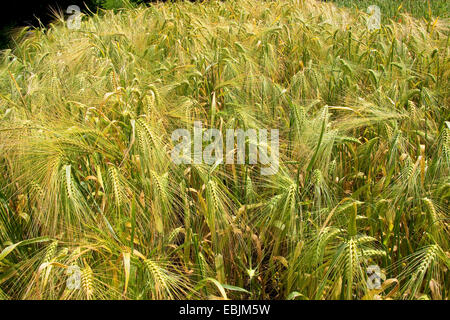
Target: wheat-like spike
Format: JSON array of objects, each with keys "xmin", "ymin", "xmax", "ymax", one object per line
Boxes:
[
  {"xmin": 206, "ymin": 180, "xmax": 220, "ymax": 233},
  {"xmin": 144, "ymin": 259, "xmax": 167, "ymax": 287},
  {"xmin": 58, "ymin": 138, "xmax": 93, "ymax": 153},
  {"xmin": 287, "ymin": 183, "xmax": 296, "ymax": 206},
  {"xmin": 167, "ymin": 226, "xmax": 183, "ymax": 243},
  {"xmin": 312, "ymin": 169, "xmax": 322, "ymax": 185},
  {"xmin": 39, "ymin": 240, "xmax": 60, "ymax": 292},
  {"xmin": 147, "ymin": 85, "xmax": 159, "ymax": 105},
  {"xmin": 443, "ymin": 127, "xmax": 450, "ymax": 160},
  {"xmin": 81, "ymin": 265, "xmax": 94, "ymax": 300},
  {"xmin": 422, "ymin": 198, "xmax": 437, "ymax": 223},
  {"xmin": 385, "ymin": 124, "xmax": 393, "ymax": 139},
  {"xmin": 283, "ymin": 183, "xmax": 298, "ymax": 234},
  {"xmin": 313, "ymin": 227, "xmax": 342, "ymax": 266},
  {"xmin": 345, "ymin": 136, "xmax": 360, "ymax": 144},
  {"xmin": 245, "ymin": 175, "xmax": 254, "ymax": 200},
  {"xmin": 320, "ymin": 106, "xmax": 329, "ymax": 124},
  {"xmin": 64, "ymin": 165, "xmax": 75, "ymax": 200},
  {"xmin": 43, "ymin": 240, "xmax": 58, "ymax": 263},
  {"xmin": 414, "ymin": 245, "xmax": 439, "ymax": 278},
  {"xmin": 328, "ymin": 159, "xmax": 336, "ymax": 177},
  {"xmin": 30, "ymin": 181, "xmax": 45, "ymax": 200},
  {"xmin": 408, "ymin": 101, "xmax": 417, "ymax": 119},
  {"xmin": 292, "ymin": 105, "xmax": 306, "ymax": 135},
  {"xmin": 206, "ymin": 179, "xmax": 230, "ymax": 242},
  {"xmin": 207, "ymin": 180, "xmax": 221, "ymax": 212},
  {"xmin": 150, "ymin": 170, "xmax": 169, "ymax": 202},
  {"xmin": 443, "ymin": 144, "xmax": 450, "ymax": 160},
  {"xmin": 137, "ymin": 118, "xmax": 159, "ymax": 148},
  {"xmin": 150, "ymin": 170, "xmax": 171, "ymax": 233},
  {"xmin": 198, "ymin": 252, "xmax": 209, "ymax": 279},
  {"xmin": 359, "ymin": 249, "xmax": 386, "ymax": 258},
  {"xmin": 444, "ymin": 127, "xmax": 449, "ymax": 145},
  {"xmin": 136, "ymin": 124, "xmax": 147, "ymax": 152},
  {"xmin": 144, "ymin": 258, "xmax": 185, "ymax": 299},
  {"xmin": 346, "ymin": 238, "xmax": 358, "ymax": 299},
  {"xmin": 146, "ymin": 90, "xmax": 156, "ymax": 120},
  {"xmin": 401, "ymin": 156, "xmax": 414, "ymax": 181},
  {"xmin": 355, "ymin": 235, "xmax": 377, "ymax": 245},
  {"xmin": 108, "ymin": 165, "xmax": 122, "ymax": 207},
  {"xmin": 401, "ymin": 244, "xmax": 444, "ymax": 299},
  {"xmin": 267, "ymin": 194, "xmax": 282, "ymax": 212}
]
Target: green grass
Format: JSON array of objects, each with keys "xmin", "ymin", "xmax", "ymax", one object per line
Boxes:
[
  {"xmin": 326, "ymin": 0, "xmax": 449, "ymax": 21},
  {"xmin": 0, "ymin": 0, "xmax": 449, "ymax": 300}
]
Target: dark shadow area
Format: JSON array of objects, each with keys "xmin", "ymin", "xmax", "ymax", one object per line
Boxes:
[
  {"xmin": 0, "ymin": 1, "xmax": 204, "ymax": 49},
  {"xmin": 0, "ymin": 1, "xmax": 100, "ymax": 49}
]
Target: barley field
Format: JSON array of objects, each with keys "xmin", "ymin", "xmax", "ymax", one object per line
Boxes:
[
  {"xmin": 0, "ymin": 0, "xmax": 448, "ymax": 300},
  {"xmin": 327, "ymin": 0, "xmax": 449, "ymax": 21}
]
